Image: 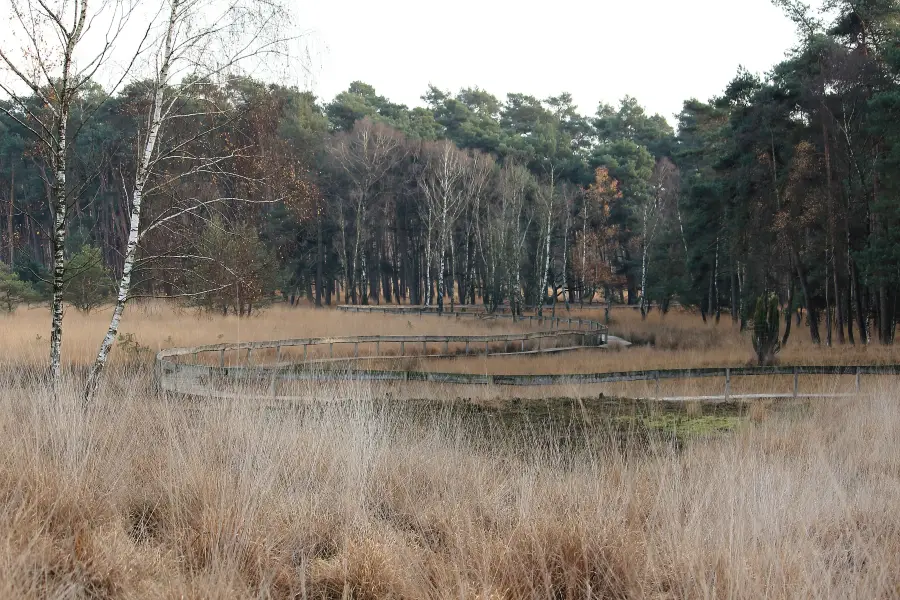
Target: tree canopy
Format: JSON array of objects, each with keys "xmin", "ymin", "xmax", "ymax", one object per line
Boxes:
[{"xmin": 4, "ymin": 0, "xmax": 900, "ymax": 347}]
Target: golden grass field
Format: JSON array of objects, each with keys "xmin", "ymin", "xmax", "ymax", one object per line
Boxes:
[{"xmin": 0, "ymin": 301, "xmax": 899, "ymax": 598}]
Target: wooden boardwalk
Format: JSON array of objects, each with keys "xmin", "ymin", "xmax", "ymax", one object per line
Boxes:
[{"xmin": 155, "ymin": 306, "xmax": 898, "ymax": 401}]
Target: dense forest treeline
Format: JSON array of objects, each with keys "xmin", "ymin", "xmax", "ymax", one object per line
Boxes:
[{"xmin": 3, "ymin": 0, "xmax": 900, "ymax": 345}]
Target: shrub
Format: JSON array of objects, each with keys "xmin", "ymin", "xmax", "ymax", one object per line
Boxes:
[
  {"xmin": 64, "ymin": 245, "xmax": 113, "ymax": 313},
  {"xmin": 0, "ymin": 262, "xmax": 41, "ymax": 312}
]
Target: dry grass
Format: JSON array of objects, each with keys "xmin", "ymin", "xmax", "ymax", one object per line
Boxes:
[
  {"xmin": 9, "ymin": 300, "xmax": 896, "ymax": 375},
  {"xmin": 1, "ymin": 304, "xmax": 899, "ymax": 597},
  {"xmin": 0, "ymin": 301, "xmax": 535, "ymax": 368},
  {"xmin": 0, "ymin": 369, "xmax": 897, "ymax": 598},
  {"xmin": 420, "ymin": 306, "xmax": 900, "ymax": 376}
]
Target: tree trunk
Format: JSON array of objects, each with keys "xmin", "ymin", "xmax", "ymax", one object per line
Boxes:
[
  {"xmin": 782, "ymin": 276, "xmax": 795, "ymax": 347},
  {"xmin": 825, "ymin": 249, "xmax": 832, "ymax": 347},
  {"xmin": 315, "ymin": 209, "xmax": 323, "ymax": 307},
  {"xmin": 713, "ymin": 235, "xmax": 720, "ymax": 324},
  {"xmin": 730, "ymin": 260, "xmax": 738, "ymax": 325},
  {"xmin": 84, "ymin": 2, "xmax": 176, "ymax": 404},
  {"xmin": 793, "ymin": 250, "xmax": 820, "ymax": 344},
  {"xmin": 7, "ymin": 163, "xmax": 13, "ymax": 268},
  {"xmin": 538, "ymin": 198, "xmax": 553, "ymax": 317},
  {"xmin": 561, "ymin": 199, "xmax": 570, "ymax": 310},
  {"xmin": 852, "ymin": 258, "xmax": 867, "ymax": 344},
  {"xmin": 640, "ymin": 241, "xmax": 649, "ymax": 320},
  {"xmin": 879, "ymin": 285, "xmax": 891, "ymax": 344},
  {"xmin": 437, "ymin": 239, "xmax": 446, "ymax": 314},
  {"xmin": 834, "ymin": 266, "xmax": 844, "ymax": 344},
  {"xmin": 49, "ymin": 112, "xmax": 70, "ymax": 387},
  {"xmin": 846, "ymin": 278, "xmax": 854, "ymax": 344}
]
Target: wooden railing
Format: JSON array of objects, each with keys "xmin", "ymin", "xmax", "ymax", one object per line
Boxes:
[
  {"xmin": 156, "ymin": 358, "xmax": 898, "ymax": 399},
  {"xmin": 154, "ymin": 306, "xmax": 897, "ymax": 400},
  {"xmin": 158, "ymin": 329, "xmax": 603, "ymax": 365}
]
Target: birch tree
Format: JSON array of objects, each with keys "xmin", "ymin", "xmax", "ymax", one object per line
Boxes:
[
  {"xmin": 639, "ymin": 157, "xmax": 678, "ymax": 318},
  {"xmin": 0, "ymin": 0, "xmax": 144, "ymax": 388},
  {"xmin": 459, "ymin": 149, "xmax": 493, "ymax": 305},
  {"xmin": 83, "ymin": 0, "xmax": 296, "ymax": 403},
  {"xmin": 328, "ymin": 118, "xmax": 405, "ymax": 304},
  {"xmin": 488, "ymin": 162, "xmax": 532, "ymax": 315},
  {"xmin": 418, "ymin": 140, "xmax": 467, "ymax": 313},
  {"xmin": 534, "ymin": 167, "xmax": 558, "ymax": 315}
]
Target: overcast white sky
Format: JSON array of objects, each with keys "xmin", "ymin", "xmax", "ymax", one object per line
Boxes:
[{"xmin": 300, "ymin": 0, "xmax": 808, "ymax": 123}]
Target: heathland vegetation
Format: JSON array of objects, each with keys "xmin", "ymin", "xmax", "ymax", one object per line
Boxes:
[
  {"xmin": 2, "ymin": 0, "xmax": 900, "ymax": 597},
  {"xmin": 1, "ymin": 317, "xmax": 899, "ymax": 597}
]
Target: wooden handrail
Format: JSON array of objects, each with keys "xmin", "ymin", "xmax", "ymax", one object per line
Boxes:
[
  {"xmin": 157, "ymin": 359, "xmax": 895, "ymax": 388},
  {"xmin": 157, "ymin": 329, "xmax": 601, "ymax": 360}
]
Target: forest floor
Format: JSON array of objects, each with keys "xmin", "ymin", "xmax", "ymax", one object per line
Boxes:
[{"xmin": 0, "ymin": 301, "xmax": 898, "ymax": 597}]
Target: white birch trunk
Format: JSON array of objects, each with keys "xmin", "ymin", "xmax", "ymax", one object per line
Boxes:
[
  {"xmin": 561, "ymin": 198, "xmax": 570, "ymax": 309},
  {"xmin": 538, "ymin": 197, "xmax": 553, "ymax": 316},
  {"xmin": 49, "ymin": 121, "xmax": 68, "ymax": 386},
  {"xmin": 338, "ymin": 202, "xmax": 350, "ymax": 301},
  {"xmin": 581, "ymin": 202, "xmax": 587, "ymax": 305},
  {"xmin": 351, "ymin": 197, "xmax": 365, "ymax": 303},
  {"xmin": 640, "ymin": 241, "xmax": 649, "ymax": 319},
  {"xmin": 424, "ymin": 225, "xmax": 434, "ymax": 306},
  {"xmin": 49, "ymin": 2, "xmax": 88, "ymax": 389},
  {"xmin": 437, "ymin": 240, "xmax": 446, "ymax": 313},
  {"xmin": 713, "ymin": 234, "xmax": 720, "ymax": 321},
  {"xmin": 83, "ymin": 0, "xmax": 177, "ymax": 404}
]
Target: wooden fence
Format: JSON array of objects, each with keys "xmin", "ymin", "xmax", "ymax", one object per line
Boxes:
[
  {"xmin": 156, "ymin": 351, "xmax": 899, "ymax": 402},
  {"xmin": 154, "ymin": 306, "xmax": 898, "ymax": 400}
]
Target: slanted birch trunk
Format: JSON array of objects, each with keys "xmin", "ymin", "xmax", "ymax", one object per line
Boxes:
[
  {"xmin": 82, "ymin": 0, "xmax": 294, "ymax": 403},
  {"xmin": 83, "ymin": 0, "xmax": 177, "ymax": 404}
]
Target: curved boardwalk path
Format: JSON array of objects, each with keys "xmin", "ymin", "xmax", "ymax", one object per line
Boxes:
[{"xmin": 155, "ymin": 305, "xmax": 898, "ymax": 401}]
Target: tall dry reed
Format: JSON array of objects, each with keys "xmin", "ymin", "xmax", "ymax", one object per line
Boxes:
[{"xmin": 0, "ymin": 366, "xmax": 897, "ymax": 598}]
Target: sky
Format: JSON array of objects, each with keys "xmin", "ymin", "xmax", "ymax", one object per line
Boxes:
[{"xmin": 299, "ymin": 0, "xmax": 807, "ymax": 124}]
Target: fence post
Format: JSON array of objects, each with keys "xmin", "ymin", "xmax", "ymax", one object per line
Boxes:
[
  {"xmin": 465, "ymin": 340, "xmax": 469, "ymax": 355},
  {"xmin": 725, "ymin": 367, "xmax": 731, "ymax": 402},
  {"xmin": 400, "ymin": 341, "xmax": 405, "ymax": 355},
  {"xmin": 246, "ymin": 348, "xmax": 252, "ymax": 365},
  {"xmin": 376, "ymin": 341, "xmax": 380, "ymax": 357},
  {"xmin": 485, "ymin": 341, "xmax": 490, "ymax": 356},
  {"xmin": 219, "ymin": 349, "xmax": 225, "ymax": 368},
  {"xmin": 856, "ymin": 367, "xmax": 861, "ymax": 394},
  {"xmin": 793, "ymin": 367, "xmax": 799, "ymax": 398},
  {"xmin": 275, "ymin": 345, "xmax": 281, "ymax": 363},
  {"xmin": 655, "ymin": 371, "xmax": 660, "ymax": 400},
  {"xmin": 444, "ymin": 340, "xmax": 449, "ymax": 354},
  {"xmin": 354, "ymin": 342, "xmax": 359, "ymax": 358},
  {"xmin": 330, "ymin": 343, "xmax": 334, "ymax": 359}
]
